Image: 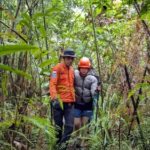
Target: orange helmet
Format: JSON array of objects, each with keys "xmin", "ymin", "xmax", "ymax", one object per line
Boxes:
[{"xmin": 78, "ymin": 57, "xmax": 91, "ymax": 69}]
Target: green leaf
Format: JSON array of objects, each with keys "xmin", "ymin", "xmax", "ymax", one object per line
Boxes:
[
  {"xmin": 147, "ymin": 13, "xmax": 150, "ymax": 22},
  {"xmin": 19, "ymin": 20, "xmax": 30, "ymax": 28},
  {"xmin": 140, "ymin": 13, "xmax": 147, "ymax": 20},
  {"xmin": 128, "ymin": 90, "xmax": 135, "ymax": 98},
  {"xmin": 32, "ymin": 13, "xmax": 50, "ymax": 20},
  {"xmin": 0, "ymin": 119, "xmax": 14, "ymax": 128},
  {"xmin": 96, "ymin": 7, "xmax": 102, "ymax": 16},
  {"xmin": 50, "ymin": 22, "xmax": 59, "ymax": 30},
  {"xmin": 40, "ymin": 69, "xmax": 51, "ymax": 76},
  {"xmin": 46, "ymin": 8, "xmax": 63, "ymax": 13},
  {"xmin": 23, "ymin": 116, "xmax": 56, "ymax": 141},
  {"xmin": 0, "ymin": 64, "xmax": 32, "ymax": 80},
  {"xmin": 39, "ymin": 25, "xmax": 47, "ymax": 37},
  {"xmin": 0, "ymin": 45, "xmax": 38, "ymax": 56},
  {"xmin": 139, "ymin": 94, "xmax": 145, "ymax": 102},
  {"xmin": 59, "ymin": 99, "xmax": 63, "ymax": 110},
  {"xmin": 38, "ymin": 59, "xmax": 53, "ymax": 68},
  {"xmin": 22, "ymin": 13, "xmax": 31, "ymax": 22},
  {"xmin": 34, "ymin": 50, "xmax": 49, "ymax": 60},
  {"xmin": 115, "ymin": 121, "xmax": 120, "ymax": 127}
]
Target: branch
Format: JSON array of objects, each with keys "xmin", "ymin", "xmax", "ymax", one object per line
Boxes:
[
  {"xmin": 128, "ymin": 67, "xmax": 148, "ymax": 135},
  {"xmin": 25, "ymin": 0, "xmax": 32, "ymax": 17},
  {"xmin": 0, "ymin": 20, "xmax": 27, "ymax": 43},
  {"xmin": 125, "ymin": 65, "xmax": 146, "ymax": 149},
  {"xmin": 133, "ymin": 2, "xmax": 150, "ymax": 36},
  {"xmin": 124, "ymin": 65, "xmax": 136, "ymax": 108}
]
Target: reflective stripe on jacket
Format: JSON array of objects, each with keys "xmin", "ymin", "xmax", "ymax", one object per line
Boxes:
[
  {"xmin": 74, "ymin": 70, "xmax": 98, "ymax": 105},
  {"xmin": 49, "ymin": 62, "xmax": 75, "ymax": 102}
]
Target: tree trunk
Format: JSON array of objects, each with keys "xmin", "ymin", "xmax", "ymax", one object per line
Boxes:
[
  {"xmin": 41, "ymin": 0, "xmax": 50, "ymax": 69},
  {"xmin": 12, "ymin": 0, "xmax": 22, "ymax": 29}
]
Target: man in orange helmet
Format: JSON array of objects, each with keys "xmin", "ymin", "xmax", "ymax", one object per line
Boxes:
[
  {"xmin": 74, "ymin": 57, "xmax": 98, "ymax": 149},
  {"xmin": 49, "ymin": 49, "xmax": 76, "ymax": 150}
]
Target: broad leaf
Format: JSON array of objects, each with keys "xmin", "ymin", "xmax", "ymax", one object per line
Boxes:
[
  {"xmin": 19, "ymin": 20, "xmax": 30, "ymax": 28},
  {"xmin": 50, "ymin": 22, "xmax": 59, "ymax": 30},
  {"xmin": 39, "ymin": 25, "xmax": 47, "ymax": 37},
  {"xmin": 22, "ymin": 13, "xmax": 31, "ymax": 22},
  {"xmin": 40, "ymin": 69, "xmax": 51, "ymax": 76},
  {"xmin": 32, "ymin": 13, "xmax": 50, "ymax": 20},
  {"xmin": 0, "ymin": 45, "xmax": 38, "ymax": 56},
  {"xmin": 38, "ymin": 59, "xmax": 54, "ymax": 68},
  {"xmin": 0, "ymin": 64, "xmax": 32, "ymax": 80},
  {"xmin": 46, "ymin": 8, "xmax": 63, "ymax": 13},
  {"xmin": 34, "ymin": 50, "xmax": 49, "ymax": 59}
]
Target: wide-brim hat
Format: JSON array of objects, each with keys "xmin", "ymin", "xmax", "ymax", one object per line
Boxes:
[{"xmin": 62, "ymin": 49, "xmax": 77, "ymax": 58}]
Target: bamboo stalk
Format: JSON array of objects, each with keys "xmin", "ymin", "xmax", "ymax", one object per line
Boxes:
[
  {"xmin": 119, "ymin": 116, "xmax": 121, "ymax": 150},
  {"xmin": 41, "ymin": 0, "xmax": 50, "ymax": 69},
  {"xmin": 89, "ymin": 1, "xmax": 106, "ymax": 149},
  {"xmin": 89, "ymin": 0, "xmax": 104, "ymax": 104}
]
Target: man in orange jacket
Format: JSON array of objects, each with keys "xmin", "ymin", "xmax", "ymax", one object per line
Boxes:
[{"xmin": 49, "ymin": 49, "xmax": 77, "ymax": 150}]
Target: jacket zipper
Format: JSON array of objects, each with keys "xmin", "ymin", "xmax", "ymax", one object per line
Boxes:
[{"xmin": 81, "ymin": 77, "xmax": 85, "ymax": 103}]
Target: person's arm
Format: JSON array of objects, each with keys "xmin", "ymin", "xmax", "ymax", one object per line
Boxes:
[
  {"xmin": 49, "ymin": 66, "xmax": 60, "ymax": 100},
  {"xmin": 91, "ymin": 77, "xmax": 98, "ymax": 99}
]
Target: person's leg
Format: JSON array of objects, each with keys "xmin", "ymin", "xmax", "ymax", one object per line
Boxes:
[
  {"xmin": 53, "ymin": 106, "xmax": 63, "ymax": 144},
  {"xmin": 74, "ymin": 118, "xmax": 81, "ymax": 135},
  {"xmin": 74, "ymin": 108, "xmax": 82, "ymax": 136},
  {"xmin": 59, "ymin": 103, "xmax": 74, "ymax": 150},
  {"xmin": 80, "ymin": 110, "xmax": 93, "ymax": 147}
]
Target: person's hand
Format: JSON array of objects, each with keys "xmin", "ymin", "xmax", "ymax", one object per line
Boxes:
[
  {"xmin": 97, "ymin": 85, "xmax": 101, "ymax": 91},
  {"xmin": 52, "ymin": 98, "xmax": 62, "ymax": 110}
]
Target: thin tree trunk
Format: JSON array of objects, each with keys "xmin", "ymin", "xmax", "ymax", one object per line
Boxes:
[
  {"xmin": 42, "ymin": 0, "xmax": 50, "ymax": 69},
  {"xmin": 11, "ymin": 0, "xmax": 22, "ymax": 67},
  {"xmin": 12, "ymin": 0, "xmax": 22, "ymax": 29}
]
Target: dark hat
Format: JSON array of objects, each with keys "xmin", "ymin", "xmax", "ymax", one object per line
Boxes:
[{"xmin": 62, "ymin": 49, "xmax": 77, "ymax": 58}]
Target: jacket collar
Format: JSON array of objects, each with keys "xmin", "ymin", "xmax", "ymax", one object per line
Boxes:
[{"xmin": 61, "ymin": 62, "xmax": 70, "ymax": 70}]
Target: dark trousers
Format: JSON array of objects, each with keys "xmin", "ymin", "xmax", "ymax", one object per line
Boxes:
[{"xmin": 53, "ymin": 103, "xmax": 74, "ymax": 150}]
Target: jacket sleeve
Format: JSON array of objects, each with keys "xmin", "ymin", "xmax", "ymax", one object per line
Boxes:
[
  {"xmin": 91, "ymin": 77, "xmax": 98, "ymax": 99},
  {"xmin": 49, "ymin": 65, "xmax": 60, "ymax": 100}
]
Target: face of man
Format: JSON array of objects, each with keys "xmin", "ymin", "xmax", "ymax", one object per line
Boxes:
[
  {"xmin": 80, "ymin": 68, "xmax": 89, "ymax": 76},
  {"xmin": 64, "ymin": 57, "xmax": 74, "ymax": 67}
]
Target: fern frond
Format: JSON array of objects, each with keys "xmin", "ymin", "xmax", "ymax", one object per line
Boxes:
[{"xmin": 23, "ymin": 116, "xmax": 56, "ymax": 142}]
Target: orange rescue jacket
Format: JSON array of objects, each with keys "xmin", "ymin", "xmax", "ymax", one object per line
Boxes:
[{"xmin": 49, "ymin": 62, "xmax": 75, "ymax": 103}]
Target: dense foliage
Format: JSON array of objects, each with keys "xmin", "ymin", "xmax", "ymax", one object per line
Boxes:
[{"xmin": 0, "ymin": 0, "xmax": 150, "ymax": 149}]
